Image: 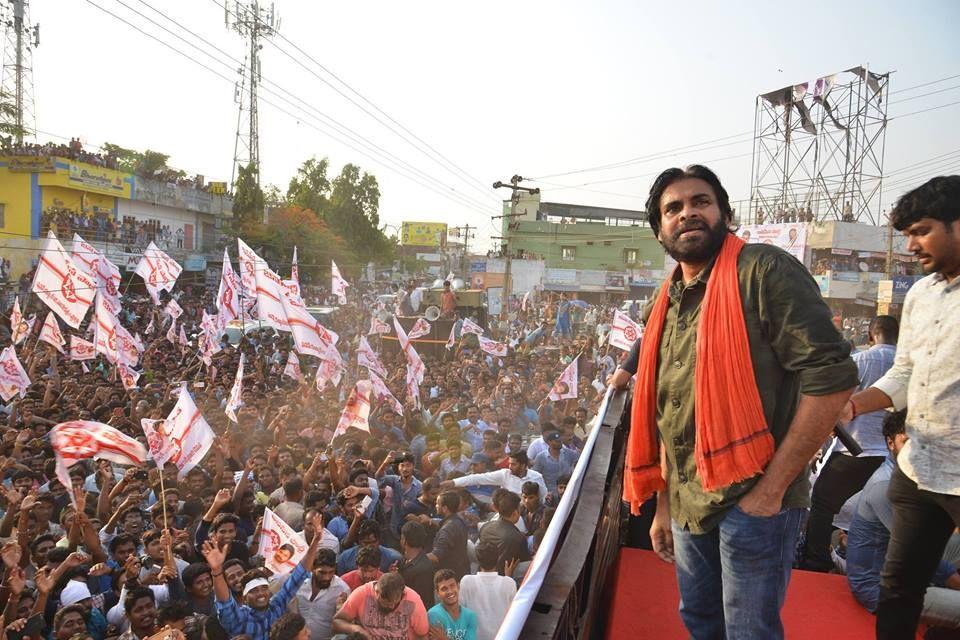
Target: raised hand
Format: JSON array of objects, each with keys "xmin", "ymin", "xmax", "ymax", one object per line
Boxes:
[
  {"xmin": 200, "ymin": 539, "xmax": 227, "ymax": 572},
  {"xmin": 6, "ymin": 566, "xmax": 26, "ymax": 595},
  {"xmin": 212, "ymin": 488, "xmax": 232, "ymax": 508},
  {"xmin": 1, "ymin": 541, "xmax": 21, "ymax": 569}
]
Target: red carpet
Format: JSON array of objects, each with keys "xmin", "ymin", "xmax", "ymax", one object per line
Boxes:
[{"xmin": 606, "ymin": 549, "xmax": 882, "ymax": 639}]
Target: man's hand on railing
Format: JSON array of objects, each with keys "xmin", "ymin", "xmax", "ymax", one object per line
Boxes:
[{"xmin": 607, "ymin": 368, "xmax": 633, "ymax": 391}]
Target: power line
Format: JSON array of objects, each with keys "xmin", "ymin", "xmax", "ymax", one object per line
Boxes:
[
  {"xmin": 888, "ymin": 72, "xmax": 960, "ymax": 95},
  {"xmin": 887, "ymin": 83, "xmax": 960, "ymax": 106},
  {"xmin": 81, "ymin": 0, "xmax": 496, "ymax": 218},
  {"xmin": 209, "ymin": 0, "xmax": 499, "ymax": 206},
  {"xmin": 890, "ymin": 99, "xmax": 960, "ymax": 120}
]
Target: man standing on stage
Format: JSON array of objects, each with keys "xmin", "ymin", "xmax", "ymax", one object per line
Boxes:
[
  {"xmin": 838, "ymin": 176, "xmax": 960, "ymax": 640},
  {"xmin": 627, "ymin": 165, "xmax": 857, "ymax": 639}
]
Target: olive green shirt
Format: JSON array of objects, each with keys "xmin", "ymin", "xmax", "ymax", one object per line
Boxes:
[{"xmin": 647, "ymin": 243, "xmax": 858, "ymax": 533}]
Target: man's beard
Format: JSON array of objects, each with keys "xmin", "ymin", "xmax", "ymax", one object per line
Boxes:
[{"xmin": 661, "ymin": 217, "xmax": 728, "ymax": 265}]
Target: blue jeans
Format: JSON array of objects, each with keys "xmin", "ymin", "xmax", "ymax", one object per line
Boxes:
[{"xmin": 672, "ymin": 505, "xmax": 803, "ymax": 640}]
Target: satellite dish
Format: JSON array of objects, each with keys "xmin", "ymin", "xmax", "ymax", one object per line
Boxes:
[
  {"xmin": 425, "ymin": 306, "xmax": 441, "ymax": 321},
  {"xmin": 451, "ymin": 278, "xmax": 466, "ymax": 290}
]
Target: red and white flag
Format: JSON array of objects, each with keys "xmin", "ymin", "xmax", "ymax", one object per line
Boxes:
[
  {"xmin": 445, "ymin": 323, "xmax": 457, "ymax": 350},
  {"xmin": 394, "ymin": 317, "xmax": 424, "ymax": 384},
  {"xmin": 259, "ymin": 507, "xmax": 308, "ymax": 576},
  {"xmin": 461, "ymin": 318, "xmax": 484, "ymax": 336},
  {"xmin": 218, "ymin": 248, "xmax": 242, "ymax": 323},
  {"xmin": 407, "ymin": 318, "xmax": 431, "ymax": 340},
  {"xmin": 10, "ymin": 298, "xmax": 31, "ymax": 345},
  {"xmin": 357, "ymin": 336, "xmax": 388, "ymax": 378},
  {"xmin": 72, "ymin": 234, "xmax": 121, "ymax": 315},
  {"xmin": 118, "ymin": 364, "xmax": 140, "ymax": 390},
  {"xmin": 0, "ymin": 347, "xmax": 31, "ymax": 401},
  {"xmin": 51, "ymin": 420, "xmax": 147, "ymax": 491},
  {"xmin": 166, "ymin": 319, "xmax": 178, "ymax": 345},
  {"xmin": 225, "ymin": 354, "xmax": 244, "ymax": 423},
  {"xmin": 114, "ymin": 323, "xmax": 141, "ymax": 367},
  {"xmin": 333, "ymin": 379, "xmax": 372, "ymax": 439},
  {"xmin": 252, "ymin": 253, "xmax": 291, "ymax": 333},
  {"xmin": 548, "ymin": 359, "xmax": 579, "ymax": 401},
  {"xmin": 164, "ymin": 299, "xmax": 183, "ymax": 320},
  {"xmin": 69, "ymin": 336, "xmax": 96, "ymax": 361},
  {"xmin": 145, "ymin": 316, "xmax": 155, "ymax": 335},
  {"xmin": 93, "ymin": 295, "xmax": 118, "ymax": 364},
  {"xmin": 283, "ymin": 351, "xmax": 303, "ymax": 382},
  {"xmin": 31, "ymin": 231, "xmax": 97, "ymax": 329},
  {"xmin": 478, "ymin": 336, "xmax": 508, "ymax": 357},
  {"xmin": 134, "ymin": 241, "xmax": 182, "ymax": 305},
  {"xmin": 290, "ymin": 246, "xmax": 299, "ymax": 285},
  {"xmin": 609, "ymin": 309, "xmax": 643, "ymax": 352},
  {"xmin": 315, "ymin": 349, "xmax": 344, "ymax": 391},
  {"xmin": 331, "ymin": 260, "xmax": 349, "ymax": 304},
  {"xmin": 281, "ymin": 288, "xmax": 330, "ymax": 359},
  {"xmin": 368, "ymin": 315, "xmax": 391, "ymax": 335},
  {"xmin": 143, "ymin": 385, "xmax": 215, "ymax": 477},
  {"xmin": 38, "ymin": 312, "xmax": 66, "ymax": 354},
  {"xmin": 369, "ymin": 371, "xmax": 403, "ymax": 416},
  {"xmin": 178, "ymin": 324, "xmax": 189, "ymax": 347},
  {"xmin": 236, "ymin": 238, "xmax": 262, "ymax": 320}
]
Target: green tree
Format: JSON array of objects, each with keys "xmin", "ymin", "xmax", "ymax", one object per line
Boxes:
[
  {"xmin": 0, "ymin": 91, "xmax": 26, "ymax": 145},
  {"xmin": 327, "ymin": 163, "xmax": 392, "ymax": 264},
  {"xmin": 232, "ymin": 162, "xmax": 264, "ymax": 225},
  {"xmin": 287, "ymin": 157, "xmax": 331, "ymax": 214}
]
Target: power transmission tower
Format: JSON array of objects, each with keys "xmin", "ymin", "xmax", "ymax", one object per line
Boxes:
[
  {"xmin": 1, "ymin": 0, "xmax": 40, "ymax": 144},
  {"xmin": 224, "ymin": 0, "xmax": 278, "ymax": 191}
]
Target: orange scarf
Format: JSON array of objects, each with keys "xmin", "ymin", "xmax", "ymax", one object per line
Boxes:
[{"xmin": 623, "ymin": 233, "xmax": 774, "ymax": 515}]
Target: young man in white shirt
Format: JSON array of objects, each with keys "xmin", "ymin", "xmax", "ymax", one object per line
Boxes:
[{"xmin": 460, "ymin": 540, "xmax": 518, "ymax": 640}]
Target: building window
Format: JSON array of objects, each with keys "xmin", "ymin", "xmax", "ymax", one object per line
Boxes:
[
  {"xmin": 603, "ymin": 240, "xmax": 612, "ymax": 246},
  {"xmin": 0, "ymin": 204, "xmax": 5, "ymax": 228},
  {"xmin": 561, "ymin": 246, "xmax": 576, "ymax": 261},
  {"xmin": 624, "ymin": 248, "xmax": 638, "ymax": 264}
]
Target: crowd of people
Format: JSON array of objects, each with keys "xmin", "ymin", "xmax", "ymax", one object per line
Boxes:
[{"xmin": 0, "ymin": 272, "xmax": 614, "ymax": 640}]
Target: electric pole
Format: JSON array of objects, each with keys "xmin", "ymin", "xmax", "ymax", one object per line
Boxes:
[
  {"xmin": 493, "ymin": 175, "xmax": 539, "ymax": 322},
  {"xmin": 225, "ymin": 0, "xmax": 277, "ymax": 192},
  {"xmin": 1, "ymin": 0, "xmax": 39, "ymax": 144},
  {"xmin": 448, "ymin": 224, "xmax": 475, "ymax": 276}
]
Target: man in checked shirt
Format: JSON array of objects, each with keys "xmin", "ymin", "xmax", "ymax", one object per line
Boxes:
[{"xmin": 839, "ymin": 176, "xmax": 960, "ymax": 640}]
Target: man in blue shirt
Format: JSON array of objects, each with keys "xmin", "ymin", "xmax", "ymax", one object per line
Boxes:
[
  {"xmin": 376, "ymin": 451, "xmax": 422, "ymax": 540},
  {"xmin": 202, "ymin": 514, "xmax": 324, "ymax": 640},
  {"xmin": 531, "ymin": 431, "xmax": 579, "ymax": 498},
  {"xmin": 802, "ymin": 316, "xmax": 899, "ymax": 572},
  {"xmin": 846, "ymin": 410, "xmax": 960, "ymax": 631}
]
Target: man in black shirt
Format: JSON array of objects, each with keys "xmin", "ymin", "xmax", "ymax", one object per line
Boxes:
[
  {"xmin": 402, "ymin": 477, "xmax": 441, "ymax": 551},
  {"xmin": 398, "ymin": 521, "xmax": 435, "ymax": 608},
  {"xmin": 479, "ymin": 490, "xmax": 530, "ymax": 575},
  {"xmin": 427, "ymin": 490, "xmax": 470, "ymax": 580}
]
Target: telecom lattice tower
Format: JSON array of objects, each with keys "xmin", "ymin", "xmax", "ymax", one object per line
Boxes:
[
  {"xmin": 225, "ymin": 0, "xmax": 278, "ymax": 191},
  {"xmin": 749, "ymin": 66, "xmax": 889, "ymax": 225},
  {"xmin": 1, "ymin": 0, "xmax": 39, "ymax": 144}
]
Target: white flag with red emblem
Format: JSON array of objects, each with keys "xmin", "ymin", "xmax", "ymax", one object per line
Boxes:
[
  {"xmin": 114, "ymin": 323, "xmax": 141, "ymax": 367},
  {"xmin": 609, "ymin": 309, "xmax": 643, "ymax": 352},
  {"xmin": 51, "ymin": 420, "xmax": 147, "ymax": 491},
  {"xmin": 143, "ymin": 386, "xmax": 215, "ymax": 477},
  {"xmin": 166, "ymin": 320, "xmax": 177, "ymax": 346},
  {"xmin": 548, "ymin": 359, "xmax": 579, "ymax": 401},
  {"xmin": 10, "ymin": 298, "xmax": 30, "ymax": 345},
  {"xmin": 252, "ymin": 253, "xmax": 291, "ymax": 333},
  {"xmin": 461, "ymin": 318, "xmax": 484, "ymax": 336},
  {"xmin": 0, "ymin": 347, "xmax": 31, "ymax": 401},
  {"xmin": 333, "ymin": 379, "xmax": 372, "ymax": 439},
  {"xmin": 315, "ymin": 348, "xmax": 344, "ymax": 392},
  {"xmin": 331, "ymin": 260, "xmax": 349, "ymax": 304},
  {"xmin": 407, "ymin": 318, "xmax": 431, "ymax": 340},
  {"xmin": 94, "ymin": 295, "xmax": 118, "ymax": 364},
  {"xmin": 164, "ymin": 299, "xmax": 183, "ymax": 320},
  {"xmin": 259, "ymin": 507, "xmax": 308, "ymax": 576},
  {"xmin": 225, "ymin": 354, "xmax": 244, "ymax": 423},
  {"xmin": 69, "ymin": 336, "xmax": 96, "ymax": 361},
  {"xmin": 72, "ymin": 234, "xmax": 121, "ymax": 315},
  {"xmin": 281, "ymin": 287, "xmax": 331, "ymax": 359},
  {"xmin": 134, "ymin": 242, "xmax": 182, "ymax": 305},
  {"xmin": 38, "ymin": 312, "xmax": 66, "ymax": 353},
  {"xmin": 445, "ymin": 322, "xmax": 458, "ymax": 350},
  {"xmin": 393, "ymin": 317, "xmax": 424, "ymax": 385},
  {"xmin": 178, "ymin": 324, "xmax": 189, "ymax": 347},
  {"xmin": 31, "ymin": 231, "xmax": 97, "ymax": 329},
  {"xmin": 290, "ymin": 246, "xmax": 299, "ymax": 285},
  {"xmin": 218, "ymin": 248, "xmax": 242, "ymax": 324},
  {"xmin": 118, "ymin": 364, "xmax": 140, "ymax": 390},
  {"xmin": 478, "ymin": 336, "xmax": 508, "ymax": 357},
  {"xmin": 283, "ymin": 351, "xmax": 303, "ymax": 382},
  {"xmin": 145, "ymin": 316, "xmax": 155, "ymax": 335},
  {"xmin": 369, "ymin": 372, "xmax": 403, "ymax": 415},
  {"xmin": 368, "ymin": 315, "xmax": 391, "ymax": 335},
  {"xmin": 236, "ymin": 239, "xmax": 262, "ymax": 320},
  {"xmin": 357, "ymin": 336, "xmax": 388, "ymax": 378}
]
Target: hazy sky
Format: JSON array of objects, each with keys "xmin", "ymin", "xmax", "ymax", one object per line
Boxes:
[{"xmin": 27, "ymin": 0, "xmax": 960, "ymax": 250}]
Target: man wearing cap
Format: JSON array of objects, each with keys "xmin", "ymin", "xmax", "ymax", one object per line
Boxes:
[
  {"xmin": 202, "ymin": 512, "xmax": 325, "ymax": 640},
  {"xmin": 531, "ymin": 430, "xmax": 579, "ymax": 498}
]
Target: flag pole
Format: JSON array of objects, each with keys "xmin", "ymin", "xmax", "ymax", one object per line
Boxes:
[{"xmin": 156, "ymin": 460, "xmax": 169, "ymax": 531}]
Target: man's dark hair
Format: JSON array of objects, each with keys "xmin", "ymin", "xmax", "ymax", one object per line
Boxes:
[
  {"xmin": 496, "ymin": 490, "xmax": 521, "ymax": 517},
  {"xmin": 645, "ymin": 164, "xmax": 733, "ymax": 237},
  {"xmin": 437, "ymin": 490, "xmax": 460, "ymax": 514},
  {"xmin": 400, "ymin": 521, "xmax": 426, "ymax": 549},
  {"xmin": 475, "ymin": 540, "xmax": 500, "ymax": 571},
  {"xmin": 433, "ymin": 568, "xmax": 457, "ymax": 589},
  {"xmin": 181, "ymin": 562, "xmax": 212, "ymax": 588},
  {"xmin": 314, "ymin": 548, "xmax": 336, "ymax": 568},
  {"xmin": 123, "ymin": 585, "xmax": 155, "ymax": 615},
  {"xmin": 889, "ymin": 175, "xmax": 960, "ymax": 231},
  {"xmin": 109, "ymin": 533, "xmax": 138, "ymax": 554},
  {"xmin": 357, "ymin": 519, "xmax": 381, "ymax": 542},
  {"xmin": 348, "ymin": 468, "xmax": 368, "ymax": 484},
  {"xmin": 54, "ymin": 604, "xmax": 87, "ymax": 631},
  {"xmin": 521, "ymin": 481, "xmax": 540, "ymax": 497},
  {"xmin": 270, "ymin": 612, "xmax": 307, "ymax": 640},
  {"xmin": 211, "ymin": 512, "xmax": 240, "ymax": 533},
  {"xmin": 30, "ymin": 533, "xmax": 57, "ymax": 553},
  {"xmin": 509, "ymin": 451, "xmax": 529, "ymax": 466},
  {"xmin": 283, "ymin": 478, "xmax": 304, "ymax": 497},
  {"xmin": 377, "ymin": 572, "xmax": 405, "ymax": 600},
  {"xmin": 356, "ymin": 545, "xmax": 382, "ymax": 569},
  {"xmin": 156, "ymin": 600, "xmax": 191, "ymax": 626},
  {"xmin": 869, "ymin": 315, "xmax": 899, "ymax": 344},
  {"xmin": 882, "ymin": 409, "xmax": 907, "ymax": 441},
  {"xmin": 142, "ymin": 529, "xmax": 162, "ymax": 546},
  {"xmin": 223, "ymin": 558, "xmax": 245, "ymax": 575}
]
